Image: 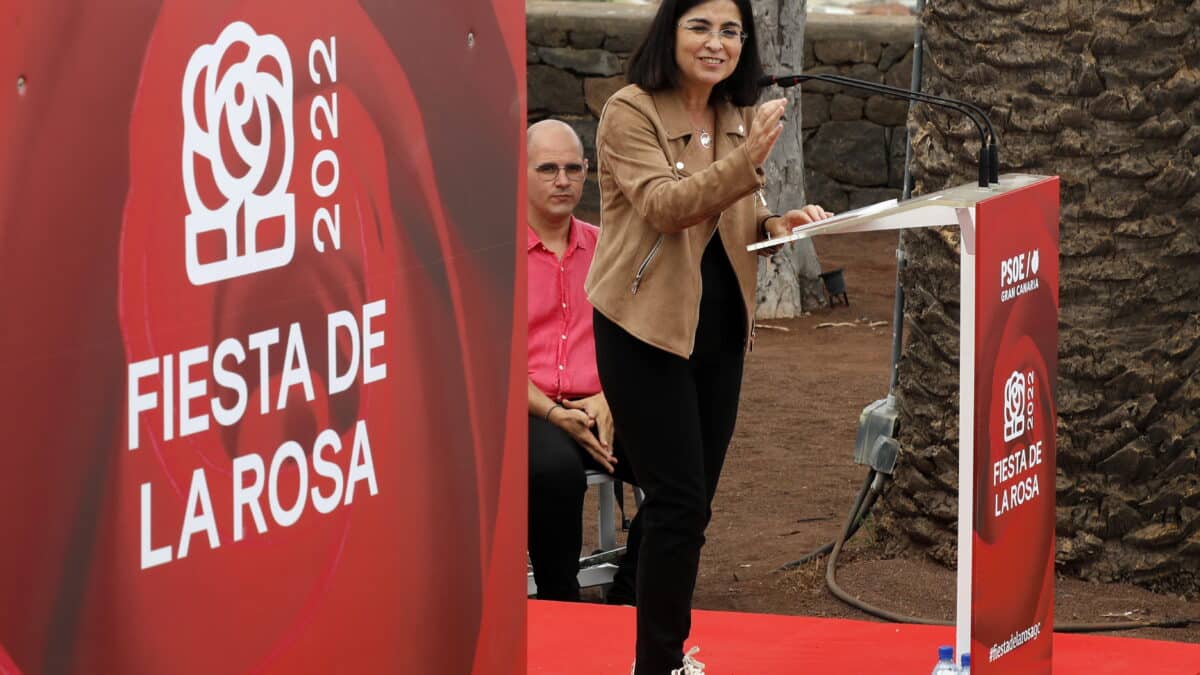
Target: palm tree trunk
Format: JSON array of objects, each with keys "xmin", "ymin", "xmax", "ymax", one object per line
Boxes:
[
  {"xmin": 752, "ymin": 0, "xmax": 825, "ymax": 318},
  {"xmin": 882, "ymin": 0, "xmax": 1200, "ymax": 595}
]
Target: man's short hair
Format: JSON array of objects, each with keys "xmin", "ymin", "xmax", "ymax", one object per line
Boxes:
[{"xmin": 527, "ymin": 119, "xmax": 585, "ymax": 157}]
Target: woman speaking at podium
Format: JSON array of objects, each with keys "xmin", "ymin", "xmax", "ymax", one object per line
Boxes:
[{"xmin": 585, "ymin": 1, "xmax": 831, "ymax": 672}]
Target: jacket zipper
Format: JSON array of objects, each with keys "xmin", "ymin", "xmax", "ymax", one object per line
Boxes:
[
  {"xmin": 630, "ymin": 235, "xmax": 664, "ymax": 294},
  {"xmin": 748, "ymin": 187, "xmax": 768, "ymax": 353}
]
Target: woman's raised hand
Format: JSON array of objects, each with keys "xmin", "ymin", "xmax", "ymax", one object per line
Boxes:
[{"xmin": 746, "ymin": 98, "xmax": 788, "ymax": 167}]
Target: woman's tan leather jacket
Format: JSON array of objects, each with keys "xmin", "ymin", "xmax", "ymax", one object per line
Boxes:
[{"xmin": 585, "ymin": 84, "xmax": 773, "ymax": 358}]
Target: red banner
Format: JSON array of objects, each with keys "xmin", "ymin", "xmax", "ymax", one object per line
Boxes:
[
  {"xmin": 971, "ymin": 177, "xmax": 1060, "ymax": 673},
  {"xmin": 0, "ymin": 2, "xmax": 526, "ymax": 674}
]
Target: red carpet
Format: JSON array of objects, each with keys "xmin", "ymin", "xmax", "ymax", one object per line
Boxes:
[{"xmin": 528, "ymin": 600, "xmax": 1200, "ymax": 674}]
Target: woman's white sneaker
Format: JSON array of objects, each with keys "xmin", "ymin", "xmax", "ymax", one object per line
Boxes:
[
  {"xmin": 670, "ymin": 646, "xmax": 705, "ymax": 675},
  {"xmin": 630, "ymin": 646, "xmax": 706, "ymax": 675}
]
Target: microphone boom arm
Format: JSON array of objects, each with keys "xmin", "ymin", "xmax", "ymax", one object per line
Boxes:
[{"xmin": 761, "ymin": 73, "xmax": 999, "ymax": 188}]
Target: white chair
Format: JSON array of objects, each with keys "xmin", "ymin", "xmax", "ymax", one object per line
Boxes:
[{"xmin": 527, "ymin": 470, "xmax": 638, "ymax": 596}]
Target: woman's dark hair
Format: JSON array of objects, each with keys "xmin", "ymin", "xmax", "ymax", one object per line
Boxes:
[{"xmin": 626, "ymin": 0, "xmax": 764, "ymax": 107}]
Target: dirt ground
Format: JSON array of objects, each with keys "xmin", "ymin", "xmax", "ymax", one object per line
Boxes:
[{"xmin": 581, "ymin": 230, "xmax": 1200, "ymax": 645}]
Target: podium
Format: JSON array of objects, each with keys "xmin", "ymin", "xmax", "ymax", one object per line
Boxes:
[{"xmin": 753, "ymin": 174, "xmax": 1060, "ymax": 674}]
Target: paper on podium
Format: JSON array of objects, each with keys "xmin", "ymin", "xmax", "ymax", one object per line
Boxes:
[{"xmin": 747, "ymin": 174, "xmax": 1048, "ymax": 252}]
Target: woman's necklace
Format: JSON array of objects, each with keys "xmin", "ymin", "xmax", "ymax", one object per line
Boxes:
[{"xmin": 690, "ymin": 110, "xmax": 713, "ymax": 148}]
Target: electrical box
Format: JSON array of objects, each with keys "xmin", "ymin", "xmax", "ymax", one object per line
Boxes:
[{"xmin": 854, "ymin": 395, "xmax": 900, "ymax": 474}]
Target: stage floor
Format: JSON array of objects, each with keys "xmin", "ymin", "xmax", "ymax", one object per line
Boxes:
[{"xmin": 528, "ymin": 600, "xmax": 1200, "ymax": 674}]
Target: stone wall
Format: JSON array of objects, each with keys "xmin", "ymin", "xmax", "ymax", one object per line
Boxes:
[{"xmin": 527, "ymin": 1, "xmax": 917, "ymax": 220}]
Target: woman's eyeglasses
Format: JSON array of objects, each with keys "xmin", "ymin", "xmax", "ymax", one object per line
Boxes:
[
  {"xmin": 534, "ymin": 162, "xmax": 587, "ymax": 182},
  {"xmin": 678, "ymin": 23, "xmax": 747, "ymax": 45}
]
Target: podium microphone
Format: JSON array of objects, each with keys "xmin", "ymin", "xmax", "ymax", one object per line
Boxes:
[{"xmin": 760, "ymin": 73, "xmax": 999, "ymax": 189}]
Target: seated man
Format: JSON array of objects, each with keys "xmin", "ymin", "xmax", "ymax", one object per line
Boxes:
[{"xmin": 527, "ymin": 119, "xmax": 639, "ymax": 604}]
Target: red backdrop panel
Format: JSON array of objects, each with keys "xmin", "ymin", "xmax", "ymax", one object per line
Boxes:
[
  {"xmin": 0, "ymin": 1, "xmax": 526, "ymax": 674},
  {"xmin": 972, "ymin": 177, "xmax": 1060, "ymax": 674}
]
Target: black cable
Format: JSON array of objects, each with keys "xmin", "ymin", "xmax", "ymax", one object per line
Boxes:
[
  {"xmin": 776, "ymin": 475, "xmax": 878, "ymax": 572},
  {"xmin": 901, "ymin": 0, "xmax": 925, "ymax": 202},
  {"xmin": 823, "ymin": 471, "xmax": 949, "ymax": 625},
  {"xmin": 796, "ymin": 470, "xmax": 1196, "ymax": 632}
]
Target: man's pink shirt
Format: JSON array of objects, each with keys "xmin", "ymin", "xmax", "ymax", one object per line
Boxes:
[{"xmin": 527, "ymin": 216, "xmax": 601, "ymax": 401}]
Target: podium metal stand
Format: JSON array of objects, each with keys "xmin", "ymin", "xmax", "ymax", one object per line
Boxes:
[{"xmin": 753, "ymin": 174, "xmax": 1060, "ymax": 674}]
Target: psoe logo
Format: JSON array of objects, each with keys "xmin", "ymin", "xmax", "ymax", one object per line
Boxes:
[
  {"xmin": 999, "ymin": 248, "xmax": 1040, "ymax": 303},
  {"xmin": 1002, "ymin": 369, "xmax": 1036, "ymax": 443},
  {"xmin": 181, "ymin": 22, "xmax": 296, "ymax": 285}
]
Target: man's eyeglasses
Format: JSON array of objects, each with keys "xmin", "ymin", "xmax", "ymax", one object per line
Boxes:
[
  {"xmin": 533, "ymin": 162, "xmax": 587, "ymax": 182},
  {"xmin": 678, "ymin": 23, "xmax": 748, "ymax": 45}
]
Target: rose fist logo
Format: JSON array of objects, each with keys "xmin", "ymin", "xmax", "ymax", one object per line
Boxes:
[
  {"xmin": 1002, "ymin": 369, "xmax": 1035, "ymax": 443},
  {"xmin": 181, "ymin": 21, "xmax": 296, "ymax": 285}
]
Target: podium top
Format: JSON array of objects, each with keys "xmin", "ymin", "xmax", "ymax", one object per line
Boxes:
[{"xmin": 748, "ymin": 173, "xmax": 1053, "ymax": 251}]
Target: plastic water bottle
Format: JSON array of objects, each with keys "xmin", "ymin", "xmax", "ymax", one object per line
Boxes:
[
  {"xmin": 959, "ymin": 653, "xmax": 971, "ymax": 674},
  {"xmin": 930, "ymin": 645, "xmax": 957, "ymax": 674}
]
